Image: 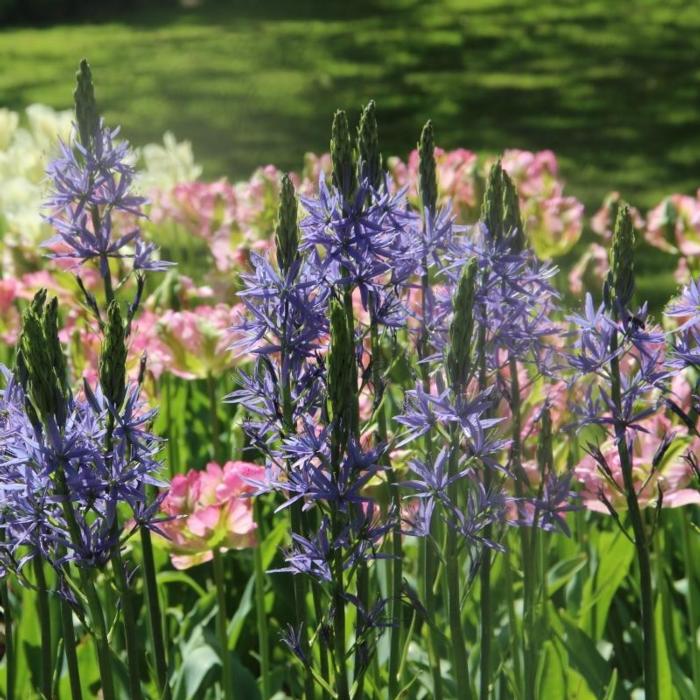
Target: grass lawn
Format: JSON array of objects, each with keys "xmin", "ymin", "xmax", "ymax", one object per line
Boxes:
[{"xmin": 1, "ymin": 0, "xmax": 699, "ymax": 301}]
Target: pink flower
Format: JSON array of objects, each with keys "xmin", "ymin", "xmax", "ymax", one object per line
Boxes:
[
  {"xmin": 154, "ymin": 180, "xmax": 239, "ymax": 242},
  {"xmin": 156, "ymin": 303, "xmax": 245, "ymax": 379},
  {"xmin": 646, "ymin": 192, "xmax": 700, "ymax": 256},
  {"xmin": 501, "ymin": 149, "xmax": 561, "ymax": 199},
  {"xmin": 574, "ymin": 414, "xmax": 700, "ymax": 514},
  {"xmin": 525, "ymin": 194, "xmax": 583, "ymax": 259},
  {"xmin": 129, "ymin": 310, "xmax": 175, "ymax": 380},
  {"xmin": 299, "ymin": 152, "xmax": 332, "ymax": 196},
  {"xmin": 157, "ymin": 461, "xmax": 265, "ymax": 570},
  {"xmin": 387, "ymin": 147, "xmax": 479, "ymax": 218},
  {"xmin": 591, "ymin": 192, "xmax": 644, "ymax": 242},
  {"xmin": 568, "ymin": 242, "xmax": 608, "ymax": 296}
]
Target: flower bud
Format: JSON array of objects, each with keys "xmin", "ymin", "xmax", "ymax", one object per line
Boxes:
[
  {"xmin": 328, "ymin": 300, "xmax": 358, "ymax": 459},
  {"xmin": 446, "ymin": 257, "xmax": 478, "ymax": 392},
  {"xmin": 357, "ymin": 100, "xmax": 381, "ymax": 191},
  {"xmin": 99, "ymin": 301, "xmax": 128, "ymax": 409},
  {"xmin": 606, "ymin": 203, "xmax": 635, "ymax": 312},
  {"xmin": 418, "ymin": 120, "xmax": 437, "ymax": 214},
  {"xmin": 274, "ymin": 174, "xmax": 299, "ymax": 273},
  {"xmin": 502, "ymin": 168, "xmax": 525, "ymax": 252},
  {"xmin": 74, "ymin": 58, "xmax": 99, "ymax": 149},
  {"xmin": 331, "ymin": 109, "xmax": 356, "ymax": 199},
  {"xmin": 482, "ymin": 162, "xmax": 505, "ymax": 241},
  {"xmin": 17, "ymin": 290, "xmax": 68, "ymax": 427}
]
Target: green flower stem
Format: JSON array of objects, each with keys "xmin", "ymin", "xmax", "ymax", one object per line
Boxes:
[
  {"xmin": 478, "ymin": 506, "xmax": 493, "ymax": 700},
  {"xmin": 140, "ymin": 526, "xmax": 171, "ymax": 700},
  {"xmin": 478, "ymin": 321, "xmax": 493, "ymax": 700},
  {"xmin": 93, "ymin": 209, "xmax": 114, "ymax": 306},
  {"xmin": 308, "ymin": 547, "xmax": 331, "ymax": 700},
  {"xmin": 446, "ymin": 429, "xmax": 472, "ymax": 700},
  {"xmin": 419, "ymin": 429, "xmax": 443, "ymax": 700},
  {"xmin": 419, "ymin": 244, "xmax": 444, "ymax": 700},
  {"xmin": 502, "ymin": 545, "xmax": 523, "ymax": 692},
  {"xmin": 332, "ymin": 543, "xmax": 350, "ymax": 700},
  {"xmin": 57, "ymin": 470, "xmax": 115, "ymax": 700},
  {"xmin": 60, "ymin": 599, "xmax": 83, "ymax": 700},
  {"xmin": 110, "ymin": 542, "xmax": 143, "ymax": 700},
  {"xmin": 508, "ymin": 355, "xmax": 535, "ymax": 700},
  {"xmin": 1, "ymin": 563, "xmax": 15, "ymax": 700},
  {"xmin": 213, "ymin": 548, "xmax": 234, "ymax": 700},
  {"xmin": 33, "ymin": 558, "xmax": 52, "ymax": 700},
  {"xmin": 102, "ymin": 407, "xmax": 142, "ymax": 700},
  {"xmin": 681, "ymin": 512, "xmax": 700, "ymax": 699},
  {"xmin": 164, "ymin": 375, "xmax": 177, "ymax": 478},
  {"xmin": 369, "ymin": 297, "xmax": 402, "ymax": 698},
  {"xmin": 280, "ymin": 297, "xmax": 315, "ymax": 700},
  {"xmin": 207, "ymin": 372, "xmax": 223, "ymax": 462},
  {"xmin": 253, "ymin": 502, "xmax": 272, "ymax": 700},
  {"xmin": 290, "ymin": 504, "xmax": 316, "ymax": 700},
  {"xmin": 609, "ymin": 339, "xmax": 657, "ymax": 700},
  {"xmin": 337, "ymin": 289, "xmax": 367, "ymax": 700}
]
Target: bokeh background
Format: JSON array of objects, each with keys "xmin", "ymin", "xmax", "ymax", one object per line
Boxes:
[{"xmin": 2, "ymin": 0, "xmax": 700, "ymax": 301}]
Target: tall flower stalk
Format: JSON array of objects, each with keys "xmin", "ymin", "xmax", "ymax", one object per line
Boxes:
[
  {"xmin": 37, "ymin": 59, "xmax": 171, "ymax": 700},
  {"xmin": 605, "ymin": 206, "xmax": 657, "ymax": 700},
  {"xmin": 568, "ymin": 205, "xmax": 663, "ymax": 700},
  {"xmin": 445, "ymin": 259, "xmax": 478, "ymax": 700},
  {"xmin": 415, "ymin": 121, "xmax": 444, "ymax": 700},
  {"xmin": 233, "ymin": 105, "xmax": 410, "ymax": 699}
]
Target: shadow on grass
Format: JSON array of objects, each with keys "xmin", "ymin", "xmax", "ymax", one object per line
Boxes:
[{"xmin": 1, "ymin": 0, "xmax": 699, "ymax": 302}]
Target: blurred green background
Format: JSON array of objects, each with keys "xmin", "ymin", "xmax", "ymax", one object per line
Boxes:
[{"xmin": 1, "ymin": 0, "xmax": 699, "ymax": 300}]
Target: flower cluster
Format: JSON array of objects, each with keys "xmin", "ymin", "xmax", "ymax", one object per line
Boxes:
[
  {"xmin": 39, "ymin": 62, "xmax": 171, "ymax": 296},
  {"xmin": 387, "ymin": 145, "xmax": 584, "ymax": 259},
  {"xmin": 0, "ymin": 294, "xmax": 163, "ymax": 575}
]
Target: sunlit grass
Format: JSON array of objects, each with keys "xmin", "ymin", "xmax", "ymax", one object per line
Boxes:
[{"xmin": 1, "ymin": 0, "xmax": 699, "ymax": 304}]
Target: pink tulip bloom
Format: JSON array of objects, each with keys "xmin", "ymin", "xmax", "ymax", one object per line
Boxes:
[
  {"xmin": 156, "ymin": 303, "xmax": 245, "ymax": 380},
  {"xmin": 591, "ymin": 192, "xmax": 643, "ymax": 242},
  {"xmin": 574, "ymin": 414, "xmax": 700, "ymax": 514},
  {"xmin": 501, "ymin": 149, "xmax": 561, "ymax": 200},
  {"xmin": 158, "ymin": 461, "xmax": 265, "ymax": 570},
  {"xmin": 646, "ymin": 192, "xmax": 700, "ymax": 256},
  {"xmin": 568, "ymin": 242, "xmax": 608, "ymax": 296}
]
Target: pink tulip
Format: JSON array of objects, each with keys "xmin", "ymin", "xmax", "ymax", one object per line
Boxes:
[
  {"xmin": 574, "ymin": 414, "xmax": 700, "ymax": 514},
  {"xmin": 591, "ymin": 192, "xmax": 643, "ymax": 242},
  {"xmin": 156, "ymin": 303, "xmax": 244, "ymax": 380},
  {"xmin": 646, "ymin": 192, "xmax": 700, "ymax": 256},
  {"xmin": 568, "ymin": 243, "xmax": 608, "ymax": 296},
  {"xmin": 158, "ymin": 461, "xmax": 265, "ymax": 570}
]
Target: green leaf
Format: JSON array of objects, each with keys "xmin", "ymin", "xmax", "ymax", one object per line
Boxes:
[
  {"xmin": 601, "ymin": 668, "xmax": 618, "ymax": 700},
  {"xmin": 261, "ymin": 518, "xmax": 289, "ymax": 570},
  {"xmin": 172, "ymin": 643, "xmax": 220, "ymax": 700},
  {"xmin": 227, "ymin": 574, "xmax": 254, "ymax": 650},
  {"xmin": 546, "ymin": 554, "xmax": 588, "ymax": 597},
  {"xmin": 579, "ymin": 529, "xmax": 634, "ymax": 639},
  {"xmin": 231, "ymin": 654, "xmax": 262, "ymax": 700},
  {"xmin": 656, "ymin": 597, "xmax": 678, "ymax": 700},
  {"xmin": 227, "ymin": 519, "xmax": 287, "ymax": 649},
  {"xmin": 536, "ymin": 641, "xmax": 566, "ymax": 698},
  {"xmin": 157, "ymin": 570, "xmax": 207, "ymax": 599},
  {"xmin": 557, "ymin": 611, "xmax": 617, "ymax": 698}
]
